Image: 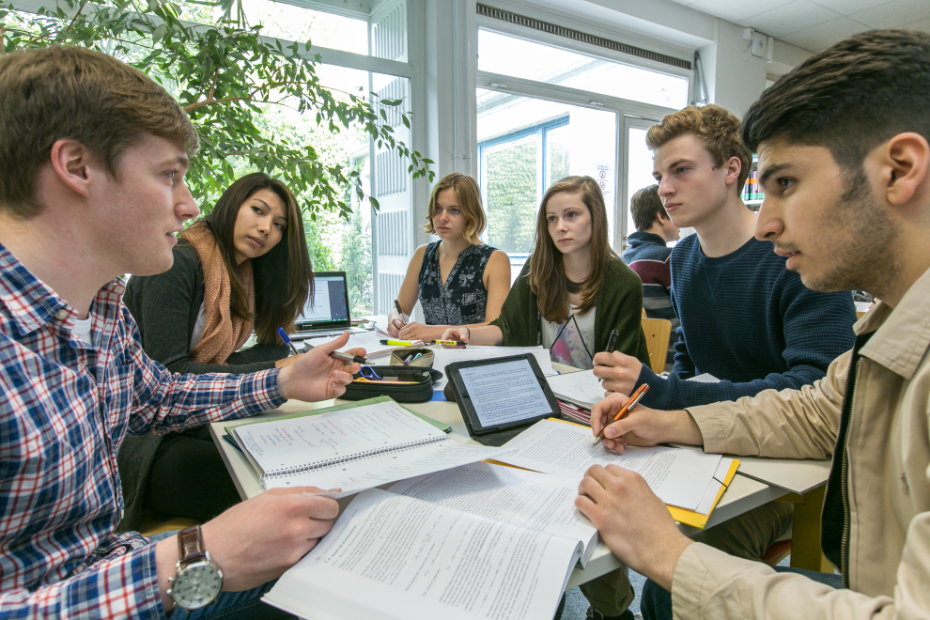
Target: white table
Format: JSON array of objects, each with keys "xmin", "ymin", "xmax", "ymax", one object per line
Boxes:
[{"xmin": 210, "ymin": 388, "xmax": 827, "ymax": 586}]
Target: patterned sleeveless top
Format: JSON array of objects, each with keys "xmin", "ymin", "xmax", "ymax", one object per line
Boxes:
[{"xmin": 417, "ymin": 241, "xmax": 498, "ymax": 325}]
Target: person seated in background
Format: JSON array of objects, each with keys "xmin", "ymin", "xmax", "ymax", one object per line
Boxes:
[
  {"xmin": 443, "ymin": 175, "xmax": 649, "ymax": 370},
  {"xmin": 579, "ymin": 104, "xmax": 857, "ymax": 620},
  {"xmin": 578, "ymin": 29, "xmax": 930, "ymax": 620},
  {"xmin": 387, "ymin": 173, "xmax": 511, "ymax": 342},
  {"xmin": 119, "ymin": 172, "xmax": 312, "ymax": 532},
  {"xmin": 0, "ymin": 45, "xmax": 358, "ymax": 618},
  {"xmin": 620, "ymin": 184, "xmax": 680, "ymax": 369}
]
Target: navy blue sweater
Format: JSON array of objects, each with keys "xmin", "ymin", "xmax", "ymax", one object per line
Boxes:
[{"xmin": 636, "ymin": 235, "xmax": 857, "ymax": 410}]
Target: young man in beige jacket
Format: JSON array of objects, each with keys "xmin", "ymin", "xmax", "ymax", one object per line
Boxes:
[{"xmin": 577, "ymin": 29, "xmax": 930, "ymax": 620}]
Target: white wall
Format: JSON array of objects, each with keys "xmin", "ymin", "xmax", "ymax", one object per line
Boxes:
[{"xmin": 699, "ymin": 20, "xmax": 767, "ymax": 118}]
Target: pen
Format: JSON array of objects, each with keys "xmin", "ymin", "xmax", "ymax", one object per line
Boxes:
[
  {"xmin": 283, "ymin": 327, "xmax": 367, "ymax": 364},
  {"xmin": 596, "ymin": 329, "xmax": 621, "ymax": 386},
  {"xmin": 592, "ymin": 383, "xmax": 650, "ymax": 446},
  {"xmin": 431, "ymin": 339, "xmax": 466, "ymax": 347},
  {"xmin": 394, "ymin": 300, "xmax": 408, "ymax": 326},
  {"xmin": 403, "ymin": 352, "xmax": 424, "ymax": 366},
  {"xmin": 606, "ymin": 329, "xmax": 619, "ymax": 353},
  {"xmin": 353, "ymin": 378, "xmax": 418, "ymax": 384},
  {"xmin": 277, "ymin": 327, "xmax": 300, "ymax": 357}
]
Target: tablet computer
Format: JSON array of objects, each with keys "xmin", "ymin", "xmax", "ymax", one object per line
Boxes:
[{"xmin": 445, "ymin": 353, "xmax": 562, "ymax": 446}]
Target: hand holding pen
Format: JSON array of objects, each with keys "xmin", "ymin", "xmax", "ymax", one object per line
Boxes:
[
  {"xmin": 278, "ymin": 327, "xmax": 367, "ymax": 364},
  {"xmin": 273, "ymin": 330, "xmax": 364, "ymax": 402},
  {"xmin": 593, "ymin": 383, "xmax": 650, "ymax": 446},
  {"xmin": 387, "ymin": 300, "xmax": 408, "ymax": 337}
]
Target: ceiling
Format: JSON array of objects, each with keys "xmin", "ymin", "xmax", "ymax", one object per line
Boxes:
[{"xmin": 668, "ymin": 0, "xmax": 930, "ymax": 51}]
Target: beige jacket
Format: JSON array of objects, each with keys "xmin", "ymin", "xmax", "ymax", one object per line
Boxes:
[{"xmin": 674, "ymin": 266, "xmax": 930, "ymax": 620}]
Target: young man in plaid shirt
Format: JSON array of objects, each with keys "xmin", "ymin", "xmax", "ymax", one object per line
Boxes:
[{"xmin": 0, "ymin": 46, "xmax": 360, "ymax": 618}]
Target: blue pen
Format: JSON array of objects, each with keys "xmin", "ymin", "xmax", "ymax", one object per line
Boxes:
[{"xmin": 278, "ymin": 327, "xmax": 301, "ymax": 356}]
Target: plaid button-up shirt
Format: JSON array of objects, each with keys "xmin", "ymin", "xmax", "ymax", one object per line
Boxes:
[{"xmin": 0, "ymin": 243, "xmax": 285, "ymax": 618}]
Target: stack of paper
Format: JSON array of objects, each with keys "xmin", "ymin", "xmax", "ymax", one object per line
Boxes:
[
  {"xmin": 496, "ymin": 419, "xmax": 737, "ymax": 525},
  {"xmin": 546, "ymin": 369, "xmax": 607, "ymax": 425}
]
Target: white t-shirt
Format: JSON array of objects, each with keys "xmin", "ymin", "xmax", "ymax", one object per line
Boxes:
[
  {"xmin": 541, "ymin": 305, "xmax": 597, "ymax": 370},
  {"xmin": 190, "ymin": 303, "xmax": 207, "ymax": 349},
  {"xmin": 71, "ymin": 316, "xmax": 93, "ymax": 345}
]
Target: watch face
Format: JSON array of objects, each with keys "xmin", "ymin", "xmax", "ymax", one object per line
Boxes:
[{"xmin": 170, "ymin": 560, "xmax": 223, "ymax": 610}]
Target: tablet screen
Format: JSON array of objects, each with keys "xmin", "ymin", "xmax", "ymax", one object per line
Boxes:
[{"xmin": 457, "ymin": 358, "xmax": 554, "ymax": 428}]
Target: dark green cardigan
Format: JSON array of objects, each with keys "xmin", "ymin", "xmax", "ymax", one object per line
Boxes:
[
  {"xmin": 117, "ymin": 244, "xmax": 287, "ymax": 532},
  {"xmin": 490, "ymin": 256, "xmax": 650, "ymax": 366}
]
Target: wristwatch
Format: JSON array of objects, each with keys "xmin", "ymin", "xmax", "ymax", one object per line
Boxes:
[{"xmin": 167, "ymin": 526, "xmax": 224, "ymax": 611}]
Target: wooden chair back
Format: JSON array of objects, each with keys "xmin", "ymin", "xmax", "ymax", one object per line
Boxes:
[{"xmin": 641, "ymin": 317, "xmax": 673, "ymax": 374}]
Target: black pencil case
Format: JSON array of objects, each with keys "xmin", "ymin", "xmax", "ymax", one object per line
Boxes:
[{"xmin": 341, "ymin": 366, "xmax": 443, "ymax": 403}]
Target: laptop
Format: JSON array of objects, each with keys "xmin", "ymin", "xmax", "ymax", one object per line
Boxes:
[{"xmin": 291, "ymin": 272, "xmax": 353, "ymax": 339}]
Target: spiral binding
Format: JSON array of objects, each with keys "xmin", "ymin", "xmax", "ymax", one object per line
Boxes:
[{"xmin": 260, "ymin": 435, "xmax": 448, "ymax": 485}]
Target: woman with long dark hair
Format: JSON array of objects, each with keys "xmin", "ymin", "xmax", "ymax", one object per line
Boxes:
[
  {"xmin": 118, "ymin": 172, "xmax": 313, "ymax": 530},
  {"xmin": 443, "ymin": 176, "xmax": 649, "ymax": 369}
]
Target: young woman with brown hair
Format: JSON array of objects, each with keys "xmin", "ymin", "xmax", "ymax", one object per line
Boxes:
[
  {"xmin": 388, "ymin": 173, "xmax": 511, "ymax": 342},
  {"xmin": 443, "ymin": 175, "xmax": 649, "ymax": 369},
  {"xmin": 117, "ymin": 172, "xmax": 313, "ymax": 530}
]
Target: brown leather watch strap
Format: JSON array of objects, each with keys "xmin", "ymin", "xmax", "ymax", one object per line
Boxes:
[{"xmin": 177, "ymin": 526, "xmax": 207, "ymax": 565}]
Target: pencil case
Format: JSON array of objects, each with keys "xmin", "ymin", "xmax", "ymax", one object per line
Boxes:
[
  {"xmin": 389, "ymin": 348, "xmax": 434, "ymax": 369},
  {"xmin": 341, "ymin": 366, "xmax": 442, "ymax": 403}
]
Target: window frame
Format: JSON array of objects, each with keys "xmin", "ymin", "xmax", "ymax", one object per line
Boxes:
[
  {"xmin": 475, "ymin": 20, "xmax": 687, "ymax": 250},
  {"xmin": 476, "ymin": 114, "xmax": 569, "ymax": 263}
]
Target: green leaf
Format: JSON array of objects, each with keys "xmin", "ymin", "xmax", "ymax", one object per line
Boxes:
[{"xmin": 152, "ymin": 23, "xmax": 167, "ymax": 42}]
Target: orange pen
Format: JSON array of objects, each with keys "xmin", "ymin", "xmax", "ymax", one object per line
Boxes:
[{"xmin": 592, "ymin": 383, "xmax": 650, "ymax": 446}]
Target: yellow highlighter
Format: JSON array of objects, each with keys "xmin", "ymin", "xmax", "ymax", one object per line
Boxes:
[{"xmin": 380, "ymin": 339, "xmax": 416, "ymax": 346}]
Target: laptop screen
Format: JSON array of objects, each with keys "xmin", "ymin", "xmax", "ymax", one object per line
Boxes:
[{"xmin": 296, "ymin": 272, "xmax": 351, "ymax": 330}]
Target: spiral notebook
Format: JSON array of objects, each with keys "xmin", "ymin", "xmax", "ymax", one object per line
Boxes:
[{"xmin": 228, "ymin": 398, "xmax": 504, "ymax": 497}]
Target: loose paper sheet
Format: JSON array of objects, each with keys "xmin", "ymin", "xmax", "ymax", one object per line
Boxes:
[
  {"xmin": 391, "ymin": 462, "xmax": 598, "ymax": 566},
  {"xmin": 496, "ymin": 420, "xmax": 722, "ymax": 511}
]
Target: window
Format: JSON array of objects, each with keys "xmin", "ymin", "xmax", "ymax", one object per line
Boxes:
[
  {"xmin": 478, "ymin": 92, "xmax": 617, "ymax": 279},
  {"xmin": 478, "ymin": 30, "xmax": 689, "ymax": 109},
  {"xmin": 177, "ymin": 0, "xmax": 369, "ymax": 55},
  {"xmin": 171, "ymin": 0, "xmax": 413, "ymax": 316},
  {"xmin": 477, "ymin": 24, "xmax": 688, "ymax": 261}
]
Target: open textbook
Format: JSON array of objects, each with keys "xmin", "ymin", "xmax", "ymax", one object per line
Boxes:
[
  {"xmin": 227, "ymin": 399, "xmax": 503, "ymax": 497},
  {"xmin": 263, "ymin": 462, "xmax": 598, "ymax": 620},
  {"xmin": 495, "ymin": 419, "xmax": 737, "ymax": 525}
]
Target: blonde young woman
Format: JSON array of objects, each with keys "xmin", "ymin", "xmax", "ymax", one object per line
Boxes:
[
  {"xmin": 444, "ymin": 175, "xmax": 649, "ymax": 369},
  {"xmin": 388, "ymin": 173, "xmax": 511, "ymax": 342}
]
